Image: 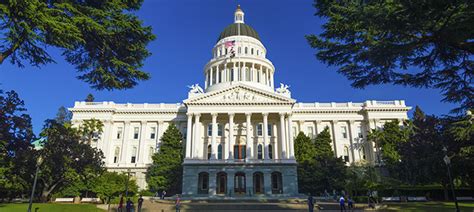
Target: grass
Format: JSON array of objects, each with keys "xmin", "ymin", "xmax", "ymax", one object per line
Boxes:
[
  {"xmin": 0, "ymin": 203, "xmax": 104, "ymax": 212},
  {"xmin": 383, "ymin": 201, "xmax": 474, "ymax": 212}
]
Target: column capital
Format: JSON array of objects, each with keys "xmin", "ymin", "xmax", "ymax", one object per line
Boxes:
[
  {"xmin": 194, "ymin": 113, "xmax": 202, "ymax": 118},
  {"xmin": 228, "ymin": 113, "xmax": 235, "ymax": 117},
  {"xmin": 286, "ymin": 112, "xmax": 293, "ymax": 117},
  {"xmin": 158, "ymin": 120, "xmax": 165, "ymax": 124},
  {"xmin": 262, "ymin": 112, "xmax": 269, "ymax": 117},
  {"xmin": 141, "ymin": 120, "xmax": 147, "ymax": 125},
  {"xmin": 124, "ymin": 121, "xmax": 131, "ymax": 125},
  {"xmin": 298, "ymin": 120, "xmax": 305, "ymax": 125},
  {"xmin": 211, "ymin": 113, "xmax": 218, "ymax": 117},
  {"xmin": 349, "ymin": 120, "xmax": 355, "ymax": 124},
  {"xmin": 315, "ymin": 120, "xmax": 322, "ymax": 124},
  {"xmin": 331, "ymin": 120, "xmax": 339, "ymax": 124},
  {"xmin": 245, "ymin": 112, "xmax": 252, "ymax": 117},
  {"xmin": 279, "ymin": 112, "xmax": 286, "ymax": 117},
  {"xmin": 186, "ymin": 112, "xmax": 194, "ymax": 117}
]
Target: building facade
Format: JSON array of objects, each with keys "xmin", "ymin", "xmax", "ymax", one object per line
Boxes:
[{"xmin": 70, "ymin": 6, "xmax": 410, "ymax": 198}]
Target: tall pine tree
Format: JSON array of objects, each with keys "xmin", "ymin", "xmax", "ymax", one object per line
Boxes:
[{"xmin": 146, "ymin": 124, "xmax": 183, "ymax": 195}]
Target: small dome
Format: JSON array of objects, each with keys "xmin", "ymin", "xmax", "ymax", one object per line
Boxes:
[{"xmin": 217, "ymin": 23, "xmax": 261, "ymax": 42}]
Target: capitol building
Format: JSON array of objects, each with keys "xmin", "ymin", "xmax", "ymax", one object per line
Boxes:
[{"xmin": 70, "ymin": 6, "xmax": 410, "ymax": 198}]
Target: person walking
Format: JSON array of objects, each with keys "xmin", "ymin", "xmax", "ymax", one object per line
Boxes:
[
  {"xmin": 347, "ymin": 196, "xmax": 354, "ymax": 211},
  {"xmin": 126, "ymin": 198, "xmax": 134, "ymax": 212},
  {"xmin": 307, "ymin": 194, "xmax": 315, "ymax": 212},
  {"xmin": 118, "ymin": 195, "xmax": 124, "ymax": 212},
  {"xmin": 339, "ymin": 196, "xmax": 346, "ymax": 212},
  {"xmin": 161, "ymin": 190, "xmax": 167, "ymax": 200},
  {"xmin": 175, "ymin": 194, "xmax": 181, "ymax": 212},
  {"xmin": 137, "ymin": 195, "xmax": 144, "ymax": 212}
]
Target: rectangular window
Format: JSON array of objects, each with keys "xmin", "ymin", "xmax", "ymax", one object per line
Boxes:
[
  {"xmin": 357, "ymin": 126, "xmax": 363, "ymax": 138},
  {"xmin": 116, "ymin": 127, "xmax": 123, "ymax": 139},
  {"xmin": 341, "ymin": 126, "xmax": 348, "ymax": 139},
  {"xmin": 133, "ymin": 127, "xmax": 139, "ymax": 139},
  {"xmin": 131, "ymin": 156, "xmax": 136, "ymax": 163},
  {"xmin": 217, "ymin": 124, "xmax": 223, "ymax": 136},
  {"xmin": 267, "ymin": 124, "xmax": 273, "ymax": 136},
  {"xmin": 257, "ymin": 124, "xmax": 263, "ymax": 136},
  {"xmin": 150, "ymin": 127, "xmax": 156, "ymax": 139},
  {"xmin": 307, "ymin": 127, "xmax": 314, "ymax": 138},
  {"xmin": 207, "ymin": 124, "xmax": 212, "ymax": 136}
]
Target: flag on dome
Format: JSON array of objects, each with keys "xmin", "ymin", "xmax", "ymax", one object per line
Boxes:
[
  {"xmin": 225, "ymin": 40, "xmax": 236, "ymax": 58},
  {"xmin": 225, "ymin": 40, "xmax": 235, "ymax": 48}
]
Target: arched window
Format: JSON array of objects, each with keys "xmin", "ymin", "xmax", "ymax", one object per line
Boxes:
[
  {"xmin": 198, "ymin": 172, "xmax": 209, "ymax": 194},
  {"xmin": 257, "ymin": 144, "xmax": 263, "ymax": 159},
  {"xmin": 253, "ymin": 172, "xmax": 264, "ymax": 194},
  {"xmin": 344, "ymin": 146, "xmax": 350, "ymax": 162},
  {"xmin": 271, "ymin": 172, "xmax": 283, "ymax": 194},
  {"xmin": 251, "ymin": 48, "xmax": 254, "ymax": 55},
  {"xmin": 238, "ymin": 47, "xmax": 241, "ymax": 54},
  {"xmin": 216, "ymin": 172, "xmax": 227, "ymax": 194},
  {"xmin": 207, "ymin": 144, "xmax": 212, "ymax": 160},
  {"xmin": 114, "ymin": 147, "xmax": 120, "ymax": 163},
  {"xmin": 217, "ymin": 144, "xmax": 223, "ymax": 160},
  {"xmin": 257, "ymin": 50, "xmax": 259, "ymax": 56},
  {"xmin": 269, "ymin": 144, "xmax": 273, "ymax": 159},
  {"xmin": 245, "ymin": 47, "xmax": 248, "ymax": 54},
  {"xmin": 361, "ymin": 146, "xmax": 366, "ymax": 160},
  {"xmin": 234, "ymin": 172, "xmax": 246, "ymax": 194},
  {"xmin": 230, "ymin": 69, "xmax": 235, "ymax": 81},
  {"xmin": 234, "ymin": 145, "xmax": 246, "ymax": 160},
  {"xmin": 225, "ymin": 48, "xmax": 228, "ymax": 55},
  {"xmin": 131, "ymin": 147, "xmax": 137, "ymax": 163}
]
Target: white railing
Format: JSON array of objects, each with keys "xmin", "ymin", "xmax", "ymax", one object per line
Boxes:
[
  {"xmin": 74, "ymin": 101, "xmax": 184, "ymax": 109},
  {"xmin": 294, "ymin": 100, "xmax": 406, "ymax": 109}
]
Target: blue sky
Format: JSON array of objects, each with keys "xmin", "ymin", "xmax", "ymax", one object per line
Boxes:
[{"xmin": 0, "ymin": 0, "xmax": 454, "ymax": 135}]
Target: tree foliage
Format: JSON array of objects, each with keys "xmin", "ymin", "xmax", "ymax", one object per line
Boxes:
[
  {"xmin": 307, "ymin": 0, "xmax": 474, "ymax": 113},
  {"xmin": 0, "ymin": 0, "xmax": 156, "ymax": 90},
  {"xmin": 0, "ymin": 89, "xmax": 36, "ymax": 198},
  {"xmin": 295, "ymin": 128, "xmax": 347, "ymax": 194},
  {"xmin": 85, "ymin": 94, "xmax": 95, "ymax": 102},
  {"xmin": 55, "ymin": 106, "xmax": 72, "ymax": 125},
  {"xmin": 38, "ymin": 120, "xmax": 105, "ymax": 201},
  {"xmin": 146, "ymin": 124, "xmax": 183, "ymax": 195},
  {"xmin": 92, "ymin": 171, "xmax": 138, "ymax": 204}
]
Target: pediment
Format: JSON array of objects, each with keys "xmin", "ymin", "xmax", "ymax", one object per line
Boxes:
[{"xmin": 184, "ymin": 84, "xmax": 295, "ymax": 105}]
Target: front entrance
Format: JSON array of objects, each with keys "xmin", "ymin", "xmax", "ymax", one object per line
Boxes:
[
  {"xmin": 216, "ymin": 172, "xmax": 227, "ymax": 194},
  {"xmin": 234, "ymin": 172, "xmax": 246, "ymax": 194},
  {"xmin": 234, "ymin": 145, "xmax": 246, "ymax": 160},
  {"xmin": 253, "ymin": 172, "xmax": 264, "ymax": 194}
]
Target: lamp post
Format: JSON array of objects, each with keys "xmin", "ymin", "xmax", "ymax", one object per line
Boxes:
[
  {"xmin": 442, "ymin": 147, "xmax": 459, "ymax": 212},
  {"xmin": 125, "ymin": 168, "xmax": 131, "ymax": 198},
  {"xmin": 27, "ymin": 156, "xmax": 43, "ymax": 212}
]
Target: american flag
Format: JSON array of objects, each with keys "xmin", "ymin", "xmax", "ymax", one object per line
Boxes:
[
  {"xmin": 225, "ymin": 40, "xmax": 235, "ymax": 48},
  {"xmin": 225, "ymin": 41, "xmax": 236, "ymax": 58}
]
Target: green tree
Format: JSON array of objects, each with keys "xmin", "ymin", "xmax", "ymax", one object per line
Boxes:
[
  {"xmin": 146, "ymin": 124, "xmax": 183, "ymax": 195},
  {"xmin": 79, "ymin": 119, "xmax": 104, "ymax": 145},
  {"xmin": 294, "ymin": 132, "xmax": 317, "ymax": 163},
  {"xmin": 38, "ymin": 120, "xmax": 104, "ymax": 201},
  {"xmin": 306, "ymin": 1, "xmax": 473, "ymax": 112},
  {"xmin": 0, "ymin": 1, "xmax": 156, "ymax": 90},
  {"xmin": 313, "ymin": 127, "xmax": 334, "ymax": 159},
  {"xmin": 85, "ymin": 94, "xmax": 95, "ymax": 102},
  {"xmin": 55, "ymin": 106, "xmax": 72, "ymax": 124},
  {"xmin": 0, "ymin": 89, "xmax": 36, "ymax": 199},
  {"xmin": 93, "ymin": 171, "xmax": 138, "ymax": 205}
]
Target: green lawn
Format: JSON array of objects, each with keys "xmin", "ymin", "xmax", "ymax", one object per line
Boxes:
[
  {"xmin": 383, "ymin": 202, "xmax": 474, "ymax": 212},
  {"xmin": 0, "ymin": 203, "xmax": 104, "ymax": 212}
]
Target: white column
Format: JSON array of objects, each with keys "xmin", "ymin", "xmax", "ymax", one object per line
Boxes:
[
  {"xmin": 121, "ymin": 121, "xmax": 131, "ymax": 163},
  {"xmin": 215, "ymin": 66, "xmax": 220, "ymax": 83},
  {"xmin": 263, "ymin": 113, "xmax": 269, "ymax": 160},
  {"xmin": 137, "ymin": 121, "xmax": 147, "ymax": 164},
  {"xmin": 330, "ymin": 120, "xmax": 339, "ymax": 157},
  {"xmin": 156, "ymin": 121, "xmax": 164, "ymax": 150},
  {"xmin": 273, "ymin": 124, "xmax": 279, "ymax": 160},
  {"xmin": 211, "ymin": 113, "xmax": 218, "ymax": 160},
  {"xmin": 228, "ymin": 113, "xmax": 235, "ymax": 160},
  {"xmin": 246, "ymin": 113, "xmax": 252, "ymax": 159},
  {"xmin": 185, "ymin": 113, "xmax": 193, "ymax": 158},
  {"xmin": 279, "ymin": 113, "xmax": 287, "ymax": 159},
  {"xmin": 348, "ymin": 120, "xmax": 357, "ymax": 162},
  {"xmin": 287, "ymin": 114, "xmax": 295, "ymax": 159},
  {"xmin": 209, "ymin": 69, "xmax": 213, "ymax": 86},
  {"xmin": 193, "ymin": 114, "xmax": 201, "ymax": 159},
  {"xmin": 101, "ymin": 120, "xmax": 112, "ymax": 164}
]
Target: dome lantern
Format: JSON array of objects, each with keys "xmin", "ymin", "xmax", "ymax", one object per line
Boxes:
[{"xmin": 234, "ymin": 5, "xmax": 244, "ymax": 23}]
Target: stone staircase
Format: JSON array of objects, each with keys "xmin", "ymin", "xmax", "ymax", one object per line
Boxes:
[{"xmin": 142, "ymin": 199, "xmax": 374, "ymax": 212}]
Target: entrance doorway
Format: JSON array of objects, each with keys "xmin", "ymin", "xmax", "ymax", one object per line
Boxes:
[
  {"xmin": 216, "ymin": 172, "xmax": 227, "ymax": 194},
  {"xmin": 253, "ymin": 172, "xmax": 264, "ymax": 194},
  {"xmin": 234, "ymin": 145, "xmax": 246, "ymax": 160},
  {"xmin": 234, "ymin": 172, "xmax": 246, "ymax": 194}
]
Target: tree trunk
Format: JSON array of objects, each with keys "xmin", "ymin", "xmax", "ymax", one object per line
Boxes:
[{"xmin": 442, "ymin": 183, "xmax": 449, "ymax": 201}]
